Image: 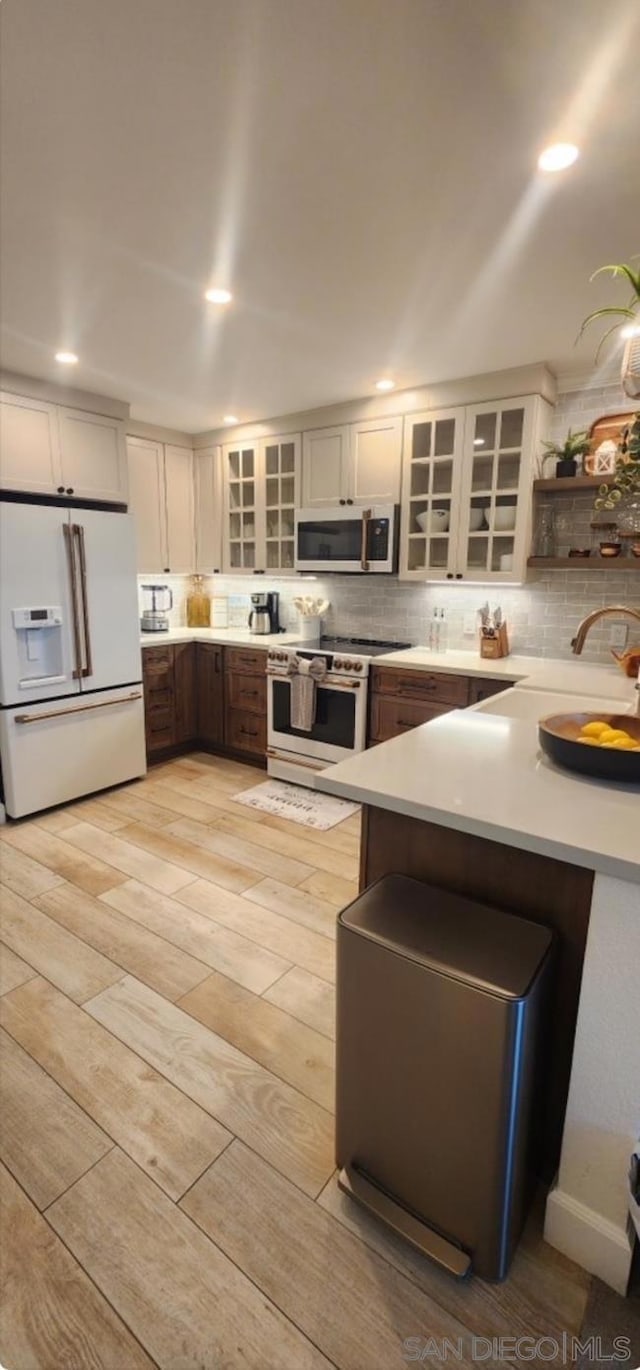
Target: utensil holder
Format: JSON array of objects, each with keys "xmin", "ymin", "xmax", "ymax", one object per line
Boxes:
[
  {"xmin": 480, "ymin": 623, "xmax": 510, "ymax": 659},
  {"xmin": 299, "ymin": 614, "xmax": 322, "ymax": 642}
]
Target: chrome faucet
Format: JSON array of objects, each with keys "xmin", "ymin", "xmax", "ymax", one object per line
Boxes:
[{"xmin": 571, "ymin": 604, "xmax": 640, "ymax": 654}]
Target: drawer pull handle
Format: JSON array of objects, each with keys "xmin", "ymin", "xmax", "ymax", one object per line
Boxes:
[{"xmin": 398, "ymin": 719, "xmax": 416, "ymax": 729}]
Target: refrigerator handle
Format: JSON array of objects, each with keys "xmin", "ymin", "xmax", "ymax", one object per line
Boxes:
[
  {"xmin": 74, "ymin": 524, "xmax": 93, "ymax": 678},
  {"xmin": 62, "ymin": 522, "xmax": 84, "ymax": 680}
]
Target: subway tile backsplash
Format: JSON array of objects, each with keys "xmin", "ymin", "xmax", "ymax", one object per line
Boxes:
[
  {"xmin": 139, "ymin": 382, "xmax": 639, "ymax": 664},
  {"xmin": 139, "ymin": 566, "xmax": 639, "ymax": 663}
]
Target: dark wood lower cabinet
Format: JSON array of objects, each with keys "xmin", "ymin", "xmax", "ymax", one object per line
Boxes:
[
  {"xmin": 224, "ymin": 649, "xmax": 267, "ymax": 760},
  {"xmin": 142, "ymin": 642, "xmax": 265, "ymax": 763},
  {"xmin": 174, "ymin": 642, "xmax": 197, "ymax": 743},
  {"xmin": 196, "ymin": 644, "xmax": 225, "ymax": 747},
  {"xmin": 368, "ymin": 666, "xmax": 511, "ymax": 744},
  {"xmin": 142, "ymin": 645, "xmax": 176, "ymax": 756}
]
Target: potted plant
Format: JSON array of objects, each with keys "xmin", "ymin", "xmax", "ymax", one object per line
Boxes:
[
  {"xmin": 578, "ymin": 260, "xmax": 640, "ymax": 358},
  {"xmin": 541, "ymin": 428, "xmax": 591, "ymax": 478}
]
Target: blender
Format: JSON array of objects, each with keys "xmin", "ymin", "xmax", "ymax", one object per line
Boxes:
[{"xmin": 140, "ymin": 584, "xmax": 173, "ymax": 632}]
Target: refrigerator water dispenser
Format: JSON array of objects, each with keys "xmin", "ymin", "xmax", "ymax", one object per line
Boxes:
[{"xmin": 11, "ymin": 606, "xmax": 65, "ymax": 686}]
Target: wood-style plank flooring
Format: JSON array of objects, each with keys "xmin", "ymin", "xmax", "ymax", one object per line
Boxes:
[{"xmin": 0, "ymin": 753, "xmax": 598, "ymax": 1367}]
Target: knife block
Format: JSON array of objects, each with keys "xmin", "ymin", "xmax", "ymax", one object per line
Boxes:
[{"xmin": 480, "ymin": 623, "xmax": 509, "ymax": 659}]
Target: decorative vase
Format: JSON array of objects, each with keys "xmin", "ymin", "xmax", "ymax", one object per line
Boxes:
[
  {"xmin": 556, "ymin": 458, "xmax": 577, "ymax": 478},
  {"xmin": 186, "ymin": 574, "xmax": 211, "ymax": 628}
]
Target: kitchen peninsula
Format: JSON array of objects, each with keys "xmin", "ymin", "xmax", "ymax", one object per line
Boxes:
[{"xmin": 317, "ymin": 671, "xmax": 640, "ymax": 1295}]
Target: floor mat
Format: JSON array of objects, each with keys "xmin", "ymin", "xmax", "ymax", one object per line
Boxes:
[{"xmin": 233, "ymin": 780, "xmax": 360, "ymax": 831}]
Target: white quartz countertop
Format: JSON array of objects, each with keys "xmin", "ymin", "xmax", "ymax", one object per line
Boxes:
[
  {"xmin": 373, "ymin": 647, "xmax": 637, "ymax": 700},
  {"xmin": 140, "ymin": 627, "xmax": 302, "ymax": 649},
  {"xmin": 317, "ymin": 702, "xmax": 640, "ymax": 884}
]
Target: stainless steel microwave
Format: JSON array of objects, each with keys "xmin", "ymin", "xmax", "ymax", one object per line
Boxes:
[{"xmin": 294, "ymin": 504, "xmax": 399, "ymax": 574}]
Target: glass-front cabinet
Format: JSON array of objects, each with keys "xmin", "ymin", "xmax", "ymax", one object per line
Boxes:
[
  {"xmin": 400, "ymin": 408, "xmax": 465, "ymax": 579},
  {"xmin": 264, "ymin": 437, "xmax": 297, "ymax": 572},
  {"xmin": 400, "ymin": 396, "xmax": 548, "ymax": 582},
  {"xmin": 222, "ymin": 434, "xmax": 300, "ymax": 575}
]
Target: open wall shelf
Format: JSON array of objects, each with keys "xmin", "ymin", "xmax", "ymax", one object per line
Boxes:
[{"xmin": 527, "ymin": 556, "xmax": 639, "ymax": 570}]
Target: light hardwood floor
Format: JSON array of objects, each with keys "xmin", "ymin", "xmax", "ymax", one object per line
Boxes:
[{"xmin": 0, "ymin": 753, "xmax": 597, "ymax": 1368}]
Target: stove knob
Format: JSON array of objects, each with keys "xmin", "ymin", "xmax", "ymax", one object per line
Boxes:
[
  {"xmin": 343, "ymin": 659, "xmax": 353, "ymax": 671},
  {"xmin": 354, "ymin": 661, "xmax": 363, "ymax": 672},
  {"xmin": 334, "ymin": 658, "xmax": 343, "ymax": 669}
]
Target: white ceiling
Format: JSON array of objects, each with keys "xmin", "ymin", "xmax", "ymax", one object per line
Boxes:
[{"xmin": 1, "ymin": 0, "xmax": 639, "ymax": 432}]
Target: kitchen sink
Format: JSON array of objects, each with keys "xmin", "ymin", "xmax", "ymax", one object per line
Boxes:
[{"xmin": 471, "ymin": 687, "xmax": 633, "ymax": 721}]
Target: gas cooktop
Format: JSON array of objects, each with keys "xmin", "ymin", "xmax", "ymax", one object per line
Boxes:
[{"xmin": 314, "ymin": 636, "xmax": 412, "ymax": 657}]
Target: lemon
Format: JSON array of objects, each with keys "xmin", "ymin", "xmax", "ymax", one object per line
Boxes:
[
  {"xmin": 599, "ymin": 729, "xmax": 629, "ymax": 744},
  {"xmin": 577, "ymin": 737, "xmax": 599, "ymax": 746},
  {"xmin": 581, "ymin": 720, "xmax": 610, "ymax": 738},
  {"xmin": 603, "ymin": 736, "xmax": 637, "ymax": 750}
]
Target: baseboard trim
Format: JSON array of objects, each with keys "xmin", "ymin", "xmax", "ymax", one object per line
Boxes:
[{"xmin": 544, "ymin": 1185, "xmax": 633, "ymax": 1295}]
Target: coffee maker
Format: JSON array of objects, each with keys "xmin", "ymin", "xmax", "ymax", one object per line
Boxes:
[
  {"xmin": 248, "ymin": 590, "xmax": 282, "ymax": 636},
  {"xmin": 248, "ymin": 592, "xmax": 270, "ymax": 635}
]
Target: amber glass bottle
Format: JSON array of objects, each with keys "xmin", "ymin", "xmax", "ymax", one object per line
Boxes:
[{"xmin": 186, "ymin": 575, "xmax": 211, "ymax": 627}]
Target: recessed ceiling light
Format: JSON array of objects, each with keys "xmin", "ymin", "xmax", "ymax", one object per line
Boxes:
[
  {"xmin": 223, "ymin": 414, "xmax": 238, "ymax": 425},
  {"xmin": 205, "ymin": 287, "xmax": 233, "ymax": 304},
  {"xmin": 55, "ymin": 350, "xmax": 78, "ymax": 365},
  {"xmin": 375, "ymin": 378, "xmax": 395, "ymax": 391},
  {"xmin": 620, "ymin": 323, "xmax": 640, "ymax": 339},
  {"xmin": 473, "ymin": 437, "xmax": 485, "ymax": 446},
  {"xmin": 537, "ymin": 143, "xmax": 579, "ymax": 172}
]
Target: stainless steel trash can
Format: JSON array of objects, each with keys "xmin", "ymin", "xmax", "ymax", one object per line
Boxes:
[{"xmin": 335, "ymin": 873, "xmax": 553, "ymax": 1281}]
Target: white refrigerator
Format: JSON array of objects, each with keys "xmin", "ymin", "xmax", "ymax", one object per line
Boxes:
[{"xmin": 0, "ymin": 500, "xmax": 146, "ymax": 817}]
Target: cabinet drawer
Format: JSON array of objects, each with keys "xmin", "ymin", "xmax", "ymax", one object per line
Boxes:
[
  {"xmin": 226, "ymin": 708, "xmax": 266, "ymax": 756},
  {"xmin": 369, "ymin": 695, "xmax": 451, "ymax": 743},
  {"xmin": 227, "ymin": 673, "xmax": 266, "ymax": 714},
  {"xmin": 371, "ymin": 665, "xmax": 469, "ymax": 706},
  {"xmin": 144, "ymin": 684, "xmax": 172, "ymax": 710},
  {"xmin": 142, "ymin": 645, "xmax": 174, "ymax": 673},
  {"xmin": 226, "ymin": 647, "xmax": 267, "ymax": 676},
  {"xmin": 145, "ymin": 707, "xmax": 175, "ymax": 752}
]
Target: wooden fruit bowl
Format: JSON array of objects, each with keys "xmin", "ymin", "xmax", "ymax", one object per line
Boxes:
[{"xmin": 539, "ymin": 713, "xmax": 640, "ymax": 783}]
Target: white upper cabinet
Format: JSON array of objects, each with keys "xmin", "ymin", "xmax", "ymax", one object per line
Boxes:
[
  {"xmin": 348, "ymin": 416, "xmax": 403, "ymax": 504},
  {"xmin": 0, "ymin": 392, "xmax": 61, "ymax": 494},
  {"xmin": 126, "ymin": 437, "xmax": 166, "ymax": 572},
  {"xmin": 164, "ymin": 444, "xmax": 195, "ymax": 573},
  {"xmin": 400, "ymin": 396, "xmax": 548, "ymax": 582},
  {"xmin": 301, "ymin": 427, "xmax": 350, "ymax": 506},
  {"xmin": 0, "ymin": 391, "xmax": 128, "ymax": 503},
  {"xmin": 126, "ymin": 437, "xmax": 195, "ymax": 574},
  {"xmin": 194, "ymin": 446, "xmax": 222, "ymax": 573},
  {"xmin": 57, "ymin": 407, "xmax": 128, "ymax": 503},
  {"xmin": 301, "ymin": 418, "xmax": 402, "ymax": 508},
  {"xmin": 222, "ymin": 433, "xmax": 300, "ymax": 575}
]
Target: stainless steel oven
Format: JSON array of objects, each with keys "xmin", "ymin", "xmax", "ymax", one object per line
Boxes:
[
  {"xmin": 266, "ymin": 646, "xmax": 369, "ymax": 785},
  {"xmin": 294, "ymin": 504, "xmax": 399, "ymax": 574}
]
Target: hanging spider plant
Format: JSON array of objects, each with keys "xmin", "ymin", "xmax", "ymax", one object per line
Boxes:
[{"xmin": 578, "ymin": 260, "xmax": 640, "ymax": 360}]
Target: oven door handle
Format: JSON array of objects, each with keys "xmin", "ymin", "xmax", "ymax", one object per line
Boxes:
[
  {"xmin": 361, "ymin": 508, "xmax": 371, "ymax": 572},
  {"xmin": 268, "ymin": 675, "xmax": 361, "ymax": 691}
]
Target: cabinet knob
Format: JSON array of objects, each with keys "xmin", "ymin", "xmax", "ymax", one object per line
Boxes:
[
  {"xmin": 66, "ymin": 488, "xmax": 74, "ymax": 495},
  {"xmin": 446, "ymin": 572, "xmax": 453, "ymax": 579},
  {"xmin": 164, "ymin": 567, "xmax": 170, "ymax": 573},
  {"xmin": 456, "ymin": 573, "xmax": 463, "ymax": 580},
  {"xmin": 339, "ymin": 499, "xmax": 346, "ymax": 506},
  {"xmin": 346, "ymin": 498, "xmax": 353, "ymax": 505},
  {"xmin": 57, "ymin": 486, "xmax": 65, "ymax": 494}
]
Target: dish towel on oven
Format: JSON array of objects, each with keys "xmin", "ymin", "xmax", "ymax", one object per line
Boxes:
[{"xmin": 287, "ymin": 654, "xmax": 328, "ymax": 732}]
